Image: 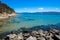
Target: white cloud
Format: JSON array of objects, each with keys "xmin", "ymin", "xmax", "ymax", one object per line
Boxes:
[
  {"xmin": 38, "ymin": 8, "xmax": 44, "ymax": 10},
  {"xmin": 15, "ymin": 8, "xmax": 60, "ymax": 13}
]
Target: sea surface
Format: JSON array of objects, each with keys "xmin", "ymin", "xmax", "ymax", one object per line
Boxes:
[{"xmin": 0, "ymin": 12, "xmax": 60, "ymax": 38}]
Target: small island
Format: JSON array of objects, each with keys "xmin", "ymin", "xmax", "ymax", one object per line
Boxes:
[{"xmin": 0, "ymin": 1, "xmax": 16, "ymax": 19}]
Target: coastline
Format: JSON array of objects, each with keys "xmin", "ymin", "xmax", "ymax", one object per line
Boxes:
[{"xmin": 0, "ymin": 14, "xmax": 60, "ymax": 39}]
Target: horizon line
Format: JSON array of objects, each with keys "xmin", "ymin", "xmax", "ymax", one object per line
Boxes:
[{"xmin": 16, "ymin": 11, "xmax": 60, "ymax": 13}]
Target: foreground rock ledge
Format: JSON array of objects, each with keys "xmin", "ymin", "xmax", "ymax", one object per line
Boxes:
[{"xmin": 0, "ymin": 29, "xmax": 60, "ymax": 40}]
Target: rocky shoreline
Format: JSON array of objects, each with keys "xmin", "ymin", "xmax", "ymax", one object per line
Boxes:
[
  {"xmin": 0, "ymin": 13, "xmax": 17, "ymax": 20},
  {"xmin": 0, "ymin": 29, "xmax": 60, "ymax": 40}
]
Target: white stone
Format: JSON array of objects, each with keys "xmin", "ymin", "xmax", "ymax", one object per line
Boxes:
[
  {"xmin": 7, "ymin": 34, "xmax": 17, "ymax": 39},
  {"xmin": 17, "ymin": 33, "xmax": 23, "ymax": 40},
  {"xmin": 26, "ymin": 36, "xmax": 37, "ymax": 40},
  {"xmin": 55, "ymin": 35, "xmax": 60, "ymax": 39}
]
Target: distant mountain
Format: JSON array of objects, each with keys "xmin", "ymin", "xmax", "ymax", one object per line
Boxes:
[{"xmin": 18, "ymin": 12, "xmax": 60, "ymax": 15}]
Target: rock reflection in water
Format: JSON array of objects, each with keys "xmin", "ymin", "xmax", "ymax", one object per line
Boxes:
[{"xmin": 0, "ymin": 17, "xmax": 17, "ymax": 33}]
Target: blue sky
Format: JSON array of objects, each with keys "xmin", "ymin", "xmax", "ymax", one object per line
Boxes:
[{"xmin": 1, "ymin": 0, "xmax": 60, "ymax": 12}]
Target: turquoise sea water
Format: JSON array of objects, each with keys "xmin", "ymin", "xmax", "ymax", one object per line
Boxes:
[{"xmin": 0, "ymin": 12, "xmax": 60, "ymax": 36}]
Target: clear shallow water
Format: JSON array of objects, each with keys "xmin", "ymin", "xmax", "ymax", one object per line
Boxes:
[{"xmin": 0, "ymin": 13, "xmax": 60, "ymax": 34}]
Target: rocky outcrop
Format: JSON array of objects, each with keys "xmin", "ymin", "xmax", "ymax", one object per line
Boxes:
[
  {"xmin": 0, "ymin": 1, "xmax": 16, "ymax": 19},
  {"xmin": 0, "ymin": 1, "xmax": 15, "ymax": 14}
]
